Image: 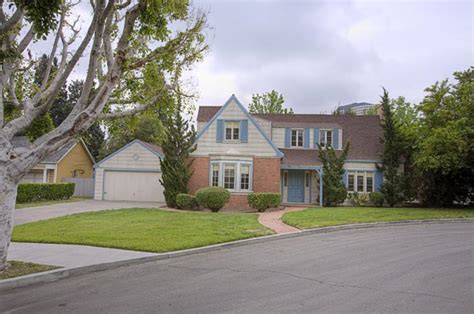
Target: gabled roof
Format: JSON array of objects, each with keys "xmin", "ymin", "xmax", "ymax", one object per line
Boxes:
[
  {"xmin": 196, "ymin": 105, "xmax": 383, "ymax": 161},
  {"xmin": 95, "ymin": 139, "xmax": 163, "ymax": 168},
  {"xmin": 11, "ymin": 137, "xmax": 95, "ymax": 164},
  {"xmin": 195, "ymin": 95, "xmax": 283, "ymax": 157}
]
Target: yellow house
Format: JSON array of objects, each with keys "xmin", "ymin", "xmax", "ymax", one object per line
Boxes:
[{"xmin": 21, "ymin": 139, "xmax": 95, "ymax": 183}]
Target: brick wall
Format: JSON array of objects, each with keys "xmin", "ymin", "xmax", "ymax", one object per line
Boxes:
[
  {"xmin": 187, "ymin": 156, "xmax": 282, "ymax": 211},
  {"xmin": 253, "ymin": 157, "xmax": 281, "ymax": 193},
  {"xmin": 187, "ymin": 157, "xmax": 209, "ymax": 194}
]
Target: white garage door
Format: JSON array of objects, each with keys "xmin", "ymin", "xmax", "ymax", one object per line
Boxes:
[{"xmin": 103, "ymin": 171, "xmax": 165, "ymax": 202}]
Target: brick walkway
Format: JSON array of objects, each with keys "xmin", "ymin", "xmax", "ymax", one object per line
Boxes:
[{"xmin": 258, "ymin": 207, "xmax": 305, "ymax": 234}]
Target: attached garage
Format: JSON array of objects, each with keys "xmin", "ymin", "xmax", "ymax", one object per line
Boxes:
[{"xmin": 94, "ymin": 140, "xmax": 165, "ymax": 203}]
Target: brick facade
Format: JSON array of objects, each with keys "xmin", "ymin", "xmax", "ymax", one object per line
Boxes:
[
  {"xmin": 187, "ymin": 157, "xmax": 209, "ymax": 194},
  {"xmin": 187, "ymin": 156, "xmax": 282, "ymax": 211},
  {"xmin": 253, "ymin": 157, "xmax": 281, "ymax": 193}
]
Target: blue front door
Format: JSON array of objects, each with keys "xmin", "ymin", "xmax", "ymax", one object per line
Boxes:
[{"xmin": 288, "ymin": 170, "xmax": 305, "ymax": 203}]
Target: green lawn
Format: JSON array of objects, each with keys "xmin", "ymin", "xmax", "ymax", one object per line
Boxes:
[
  {"xmin": 12, "ymin": 208, "xmax": 273, "ymax": 253},
  {"xmin": 0, "ymin": 261, "xmax": 59, "ymax": 280},
  {"xmin": 16, "ymin": 197, "xmax": 87, "ymax": 209},
  {"xmin": 283, "ymin": 207, "xmax": 474, "ymax": 229}
]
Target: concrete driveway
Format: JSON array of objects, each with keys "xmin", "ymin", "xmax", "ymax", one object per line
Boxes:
[
  {"xmin": 1, "ymin": 222, "xmax": 472, "ymax": 313},
  {"xmin": 14, "ymin": 200, "xmax": 165, "ymax": 225}
]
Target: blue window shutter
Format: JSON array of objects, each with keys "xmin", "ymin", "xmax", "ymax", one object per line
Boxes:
[
  {"xmin": 342, "ymin": 169, "xmax": 347, "ymax": 187},
  {"xmin": 240, "ymin": 120, "xmax": 248, "ymax": 143},
  {"xmin": 332, "ymin": 128, "xmax": 339, "ymax": 149},
  {"xmin": 216, "ymin": 120, "xmax": 224, "ymax": 143},
  {"xmin": 374, "ymin": 170, "xmax": 383, "ymax": 192},
  {"xmin": 284, "ymin": 128, "xmax": 291, "ymax": 148},
  {"xmin": 304, "ymin": 128, "xmax": 310, "ymax": 148},
  {"xmin": 314, "ymin": 128, "xmax": 320, "ymax": 149}
]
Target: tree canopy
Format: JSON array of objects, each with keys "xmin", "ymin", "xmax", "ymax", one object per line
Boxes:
[
  {"xmin": 0, "ymin": 0, "xmax": 208, "ymax": 271},
  {"xmin": 248, "ymin": 90, "xmax": 294, "ymax": 114}
]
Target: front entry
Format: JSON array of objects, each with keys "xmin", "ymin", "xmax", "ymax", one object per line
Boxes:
[{"xmin": 287, "ymin": 170, "xmax": 305, "ymax": 203}]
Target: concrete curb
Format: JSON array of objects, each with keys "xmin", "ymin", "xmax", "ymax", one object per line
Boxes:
[{"xmin": 1, "ymin": 218, "xmax": 472, "ymax": 292}]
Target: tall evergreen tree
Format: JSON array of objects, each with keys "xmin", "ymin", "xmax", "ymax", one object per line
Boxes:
[
  {"xmin": 377, "ymin": 88, "xmax": 404, "ymax": 207},
  {"xmin": 159, "ymin": 103, "xmax": 197, "ymax": 208},
  {"xmin": 318, "ymin": 142, "xmax": 350, "ymax": 206}
]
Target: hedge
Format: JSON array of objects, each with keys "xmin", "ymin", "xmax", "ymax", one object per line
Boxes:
[
  {"xmin": 247, "ymin": 193, "xmax": 281, "ymax": 212},
  {"xmin": 195, "ymin": 187, "xmax": 230, "ymax": 212},
  {"xmin": 16, "ymin": 182, "xmax": 75, "ymax": 204},
  {"xmin": 176, "ymin": 193, "xmax": 198, "ymax": 210}
]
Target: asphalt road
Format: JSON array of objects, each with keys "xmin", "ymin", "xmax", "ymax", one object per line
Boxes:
[{"xmin": 1, "ymin": 222, "xmax": 473, "ymax": 313}]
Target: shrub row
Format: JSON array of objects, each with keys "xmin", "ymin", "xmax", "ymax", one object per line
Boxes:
[
  {"xmin": 247, "ymin": 193, "xmax": 281, "ymax": 212},
  {"xmin": 176, "ymin": 189, "xmax": 282, "ymax": 213},
  {"xmin": 16, "ymin": 182, "xmax": 75, "ymax": 204}
]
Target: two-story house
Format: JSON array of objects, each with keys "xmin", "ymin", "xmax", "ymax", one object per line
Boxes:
[{"xmin": 188, "ymin": 95, "xmax": 384, "ymax": 208}]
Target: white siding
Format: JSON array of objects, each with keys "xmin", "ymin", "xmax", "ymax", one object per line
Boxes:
[
  {"xmin": 193, "ymin": 100, "xmax": 278, "ymax": 157},
  {"xmin": 94, "ymin": 168, "xmax": 104, "ymax": 200},
  {"xmin": 98, "ymin": 142, "xmax": 161, "ymax": 170},
  {"xmin": 94, "ymin": 142, "xmax": 162, "ymax": 200},
  {"xmin": 272, "ymin": 128, "xmax": 285, "ymax": 148},
  {"xmin": 197, "ymin": 121, "xmax": 206, "ymax": 133},
  {"xmin": 253, "ymin": 116, "xmax": 272, "ymax": 138}
]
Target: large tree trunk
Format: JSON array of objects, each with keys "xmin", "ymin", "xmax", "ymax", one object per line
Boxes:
[{"xmin": 0, "ymin": 172, "xmax": 17, "ymax": 271}]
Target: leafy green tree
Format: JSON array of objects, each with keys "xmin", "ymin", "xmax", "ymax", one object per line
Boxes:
[
  {"xmin": 414, "ymin": 68, "xmax": 473, "ymax": 206},
  {"xmin": 159, "ymin": 101, "xmax": 196, "ymax": 208},
  {"xmin": 391, "ymin": 97, "xmax": 420, "ymax": 201},
  {"xmin": 1, "ymin": 0, "xmax": 208, "ymax": 271},
  {"xmin": 377, "ymin": 89, "xmax": 404, "ymax": 207},
  {"xmin": 249, "ymin": 90, "xmax": 294, "ymax": 114},
  {"xmin": 318, "ymin": 142, "xmax": 350, "ymax": 206}
]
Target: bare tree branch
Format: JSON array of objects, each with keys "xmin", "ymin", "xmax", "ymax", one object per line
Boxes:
[{"xmin": 0, "ymin": 8, "xmax": 23, "ymax": 35}]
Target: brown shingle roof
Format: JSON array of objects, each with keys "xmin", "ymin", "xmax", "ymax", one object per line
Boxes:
[
  {"xmin": 281, "ymin": 149, "xmax": 322, "ymax": 166},
  {"xmin": 196, "ymin": 106, "xmax": 383, "ymax": 162},
  {"xmin": 197, "ymin": 106, "xmax": 221, "ymax": 122}
]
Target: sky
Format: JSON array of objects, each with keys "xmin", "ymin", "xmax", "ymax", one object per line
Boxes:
[
  {"xmin": 188, "ymin": 0, "xmax": 473, "ymax": 113},
  {"xmin": 23, "ymin": 0, "xmax": 473, "ymax": 114}
]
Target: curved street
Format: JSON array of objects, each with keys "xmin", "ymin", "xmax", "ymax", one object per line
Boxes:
[{"xmin": 1, "ymin": 222, "xmax": 473, "ymax": 313}]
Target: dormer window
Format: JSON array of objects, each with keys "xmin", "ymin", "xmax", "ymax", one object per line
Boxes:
[
  {"xmin": 291, "ymin": 129, "xmax": 304, "ymax": 147},
  {"xmin": 225, "ymin": 121, "xmax": 240, "ymax": 141},
  {"xmin": 320, "ymin": 130, "xmax": 333, "ymax": 148}
]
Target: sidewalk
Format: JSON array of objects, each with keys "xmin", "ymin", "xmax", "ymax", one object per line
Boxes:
[
  {"xmin": 9, "ymin": 242, "xmax": 157, "ymax": 268},
  {"xmin": 258, "ymin": 207, "xmax": 304, "ymax": 233},
  {"xmin": 15, "ymin": 200, "xmax": 164, "ymax": 225}
]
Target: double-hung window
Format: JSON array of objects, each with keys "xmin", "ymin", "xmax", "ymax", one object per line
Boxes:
[
  {"xmin": 240, "ymin": 164, "xmax": 250, "ymax": 190},
  {"xmin": 291, "ymin": 129, "xmax": 304, "ymax": 147},
  {"xmin": 225, "ymin": 121, "xmax": 240, "ymax": 141},
  {"xmin": 211, "ymin": 161, "xmax": 252, "ymax": 192},
  {"xmin": 211, "ymin": 164, "xmax": 220, "ymax": 187},
  {"xmin": 347, "ymin": 171, "xmax": 374, "ymax": 193},
  {"xmin": 224, "ymin": 164, "xmax": 236, "ymax": 189},
  {"xmin": 320, "ymin": 130, "xmax": 332, "ymax": 148}
]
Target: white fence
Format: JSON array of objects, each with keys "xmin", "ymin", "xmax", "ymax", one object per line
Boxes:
[{"xmin": 63, "ymin": 178, "xmax": 95, "ymax": 197}]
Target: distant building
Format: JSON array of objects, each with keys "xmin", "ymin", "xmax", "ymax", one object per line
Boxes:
[{"xmin": 336, "ymin": 102, "xmax": 377, "ymax": 115}]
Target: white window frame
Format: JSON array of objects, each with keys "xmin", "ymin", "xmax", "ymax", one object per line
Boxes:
[
  {"xmin": 211, "ymin": 163, "xmax": 220, "ymax": 187},
  {"xmin": 209, "ymin": 161, "xmax": 253, "ymax": 192},
  {"xmin": 347, "ymin": 171, "xmax": 374, "ymax": 193},
  {"xmin": 319, "ymin": 129, "xmax": 333, "ymax": 148},
  {"xmin": 291, "ymin": 129, "xmax": 304, "ymax": 147},
  {"xmin": 225, "ymin": 121, "xmax": 240, "ymax": 141}
]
